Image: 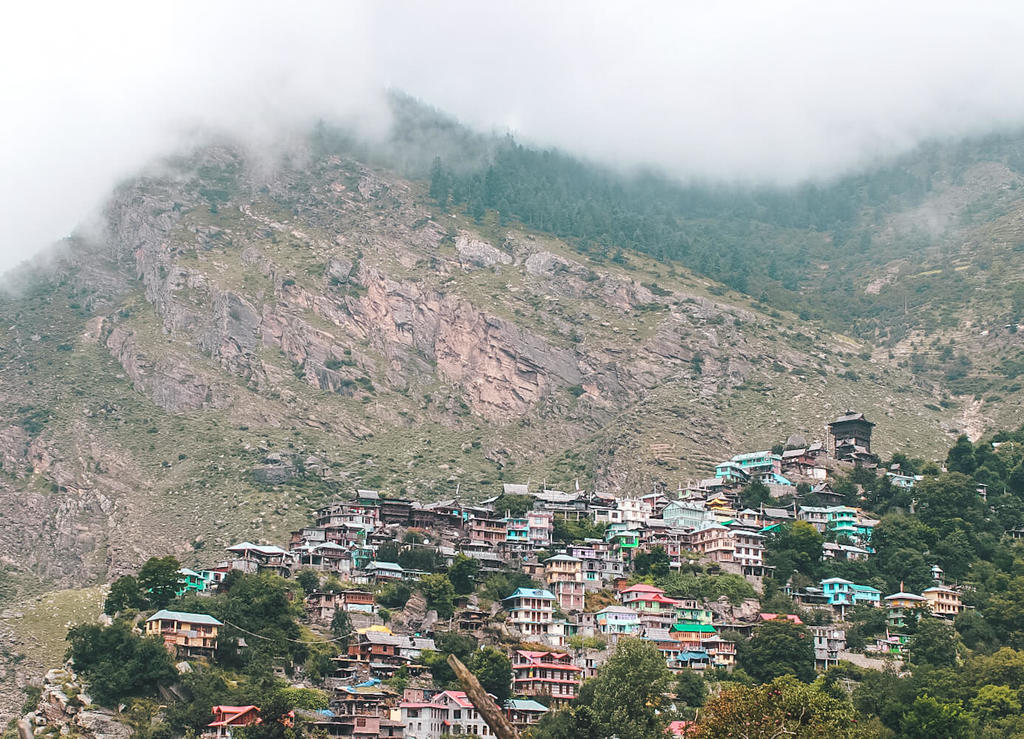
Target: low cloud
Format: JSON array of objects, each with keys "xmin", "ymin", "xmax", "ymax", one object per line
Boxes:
[{"xmin": 4, "ymin": 0, "xmax": 1024, "ymax": 271}]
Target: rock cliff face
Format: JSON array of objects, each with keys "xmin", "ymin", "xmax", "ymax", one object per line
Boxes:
[
  {"xmin": 0, "ymin": 142, "xmax": 974, "ymax": 718},
  {"xmin": 18, "ymin": 666, "xmax": 131, "ymax": 739}
]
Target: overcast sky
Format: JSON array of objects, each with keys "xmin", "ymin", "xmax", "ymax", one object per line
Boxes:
[{"xmin": 4, "ymin": 1, "xmax": 1024, "ymax": 272}]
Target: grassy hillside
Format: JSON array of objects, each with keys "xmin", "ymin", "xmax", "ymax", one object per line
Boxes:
[{"xmin": 1, "ymin": 113, "xmax": 1023, "ymax": 719}]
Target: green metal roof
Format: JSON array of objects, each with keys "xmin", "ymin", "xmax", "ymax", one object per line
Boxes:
[{"xmin": 671, "ymin": 623, "xmax": 717, "ymax": 633}]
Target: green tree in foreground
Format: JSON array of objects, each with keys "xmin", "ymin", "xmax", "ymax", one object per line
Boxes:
[
  {"xmin": 900, "ymin": 695, "xmax": 969, "ymax": 738},
  {"xmin": 330, "ymin": 609, "xmax": 352, "ymax": 649},
  {"xmin": 295, "ymin": 569, "xmax": 319, "ymax": 595},
  {"xmin": 695, "ymin": 675, "xmax": 870, "ymax": 738},
  {"xmin": 906, "ymin": 618, "xmax": 961, "ymax": 669},
  {"xmin": 675, "ymin": 668, "xmax": 706, "ymax": 708},
  {"xmin": 531, "ymin": 639, "xmax": 672, "ymax": 739},
  {"xmin": 138, "ymin": 555, "xmax": 182, "ymax": 609},
  {"xmin": 448, "ymin": 554, "xmax": 481, "ymax": 595},
  {"xmin": 104, "ymin": 574, "xmax": 146, "ymax": 615},
  {"xmin": 738, "ymin": 618, "xmax": 816, "ymax": 683},
  {"xmin": 419, "ymin": 573, "xmax": 456, "ymax": 618},
  {"xmin": 66, "ymin": 622, "xmax": 176, "ymax": 706},
  {"xmin": 468, "ymin": 646, "xmax": 512, "ymax": 704}
]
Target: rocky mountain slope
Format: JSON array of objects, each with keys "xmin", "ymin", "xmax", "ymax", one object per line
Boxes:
[{"xmin": 1, "ymin": 133, "xmax": 1022, "ymax": 718}]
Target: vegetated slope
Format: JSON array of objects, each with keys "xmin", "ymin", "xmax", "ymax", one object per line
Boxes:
[
  {"xmin": 1, "ymin": 119, "xmax": 1023, "ymax": 708},
  {"xmin": 0, "ymin": 141, "xmax": 967, "ymax": 593}
]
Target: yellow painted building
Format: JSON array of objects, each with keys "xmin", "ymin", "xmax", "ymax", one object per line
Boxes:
[
  {"xmin": 145, "ymin": 609, "xmax": 222, "ymax": 658},
  {"xmin": 922, "ymin": 586, "xmax": 962, "ymax": 618}
]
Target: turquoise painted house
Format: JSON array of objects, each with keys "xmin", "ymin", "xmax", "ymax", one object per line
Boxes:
[{"xmin": 820, "ymin": 577, "xmax": 881, "ymax": 606}]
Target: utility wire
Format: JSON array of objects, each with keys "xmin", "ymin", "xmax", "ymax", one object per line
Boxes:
[{"xmin": 220, "ymin": 618, "xmax": 357, "ymax": 645}]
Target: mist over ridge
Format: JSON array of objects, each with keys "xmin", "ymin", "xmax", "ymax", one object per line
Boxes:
[{"xmin": 6, "ymin": 1, "xmax": 1024, "ymax": 271}]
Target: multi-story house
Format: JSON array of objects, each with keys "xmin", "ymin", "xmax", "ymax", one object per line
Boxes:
[
  {"xmin": 225, "ymin": 542, "xmax": 295, "ymax": 577},
  {"xmin": 605, "ymin": 524, "xmax": 641, "ymax": 556},
  {"xmin": 797, "ymin": 507, "xmax": 829, "ymax": 533},
  {"xmin": 594, "ymin": 605, "xmax": 641, "ymax": 636},
  {"xmin": 828, "ymin": 411, "xmax": 875, "ymax": 463},
  {"xmin": 820, "ymin": 578, "xmax": 881, "ymax": 609},
  {"xmin": 293, "ymin": 541, "xmax": 354, "ymax": 576},
  {"xmin": 400, "ymin": 690, "xmax": 489, "ymax": 739},
  {"xmin": 511, "ymin": 650, "xmax": 582, "ymax": 704},
  {"xmin": 674, "ymin": 599, "xmax": 715, "ymax": 625},
  {"xmin": 825, "ymin": 506, "xmax": 858, "ymax": 539},
  {"xmin": 618, "ymin": 497, "xmax": 653, "ymax": 529},
  {"xmin": 528, "ymin": 510, "xmax": 554, "ymax": 548},
  {"xmin": 305, "ymin": 589, "xmax": 376, "ymax": 624},
  {"xmin": 503, "ymin": 588, "xmax": 557, "ymax": 638},
  {"xmin": 809, "ymin": 625, "xmax": 846, "ymax": 670},
  {"xmin": 503, "ymin": 699, "xmax": 549, "ymax": 732},
  {"xmin": 176, "ymin": 568, "xmax": 208, "ymax": 595},
  {"xmin": 343, "ymin": 631, "xmax": 436, "ymax": 677},
  {"xmin": 618, "ymin": 583, "xmax": 667, "ymax": 607},
  {"xmin": 854, "ymin": 513, "xmax": 878, "ymax": 543},
  {"xmin": 145, "ymin": 610, "xmax": 222, "ymax": 659},
  {"xmin": 568, "ymin": 542, "xmax": 624, "ymax": 589},
  {"xmin": 618, "ymin": 583, "xmax": 679, "ymax": 628},
  {"xmin": 661, "ymin": 500, "xmax": 716, "ymax": 530},
  {"xmin": 378, "ymin": 497, "xmax": 414, "ymax": 525},
  {"xmin": 532, "ymin": 490, "xmax": 589, "ymax": 521},
  {"xmin": 922, "ymin": 585, "xmax": 962, "ymax": 618},
  {"xmin": 731, "ymin": 529, "xmax": 767, "ymax": 576},
  {"xmin": 204, "ymin": 705, "xmax": 260, "ymax": 739},
  {"xmin": 884, "ymin": 590, "xmax": 928, "ymax": 630},
  {"xmin": 468, "ymin": 515, "xmax": 507, "ymax": 546},
  {"xmin": 544, "ymin": 555, "xmax": 585, "ymax": 612},
  {"xmin": 689, "ymin": 524, "xmax": 734, "ymax": 563},
  {"xmin": 324, "ymin": 679, "xmax": 402, "ymax": 738},
  {"xmin": 316, "ymin": 493, "xmax": 381, "ymax": 532},
  {"xmin": 365, "ymin": 561, "xmax": 405, "ymax": 582},
  {"xmin": 714, "ymin": 461, "xmax": 750, "ymax": 486},
  {"xmin": 702, "ymin": 635, "xmax": 736, "ymax": 669}
]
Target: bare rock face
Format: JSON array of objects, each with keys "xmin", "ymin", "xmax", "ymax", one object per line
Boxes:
[
  {"xmin": 105, "ymin": 325, "xmax": 220, "ymax": 412},
  {"xmin": 22, "ymin": 666, "xmax": 131, "ymax": 739},
  {"xmin": 455, "ymin": 233, "xmax": 512, "ymax": 270},
  {"xmin": 252, "ymin": 452, "xmax": 298, "ymax": 484}
]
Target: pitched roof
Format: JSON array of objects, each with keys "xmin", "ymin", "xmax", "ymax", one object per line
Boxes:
[
  {"xmin": 671, "ymin": 623, "xmax": 717, "ymax": 633},
  {"xmin": 504, "ymin": 699, "xmax": 548, "ymax": 713},
  {"xmin": 208, "ymin": 706, "xmax": 259, "ymax": 727},
  {"xmin": 434, "ymin": 691, "xmax": 473, "ymax": 708},
  {"xmin": 370, "ymin": 561, "xmax": 404, "ymax": 571},
  {"xmin": 885, "ymin": 592, "xmax": 926, "ymax": 601},
  {"xmin": 831, "ymin": 411, "xmax": 871, "ymax": 424},
  {"xmin": 504, "ymin": 587, "xmax": 555, "ymax": 600},
  {"xmin": 619, "ymin": 583, "xmax": 665, "ymax": 594},
  {"xmin": 227, "ymin": 541, "xmax": 289, "ymax": 555},
  {"xmin": 147, "ymin": 609, "xmax": 223, "ymax": 626},
  {"xmin": 758, "ymin": 613, "xmax": 803, "ymax": 624}
]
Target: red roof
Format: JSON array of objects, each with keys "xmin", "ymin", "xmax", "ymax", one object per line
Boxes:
[
  {"xmin": 515, "ymin": 650, "xmax": 582, "ymax": 671},
  {"xmin": 758, "ymin": 613, "xmax": 803, "ymax": 624},
  {"xmin": 434, "ymin": 691, "xmax": 474, "ymax": 708},
  {"xmin": 667, "ymin": 720, "xmax": 696, "ymax": 736},
  {"xmin": 620, "ymin": 583, "xmax": 665, "ymax": 594},
  {"xmin": 209, "ymin": 706, "xmax": 260, "ymax": 728}
]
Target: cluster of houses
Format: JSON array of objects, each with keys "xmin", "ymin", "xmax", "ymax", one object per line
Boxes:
[{"xmin": 144, "ymin": 411, "xmax": 970, "ymax": 738}]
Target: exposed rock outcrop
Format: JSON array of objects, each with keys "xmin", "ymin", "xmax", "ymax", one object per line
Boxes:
[{"xmin": 22, "ymin": 666, "xmax": 131, "ymax": 739}]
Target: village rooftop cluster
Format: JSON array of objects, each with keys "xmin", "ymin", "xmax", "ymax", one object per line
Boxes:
[{"xmin": 144, "ymin": 412, "xmax": 965, "ymax": 738}]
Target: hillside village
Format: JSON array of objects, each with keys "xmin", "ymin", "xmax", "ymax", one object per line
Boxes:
[{"xmin": 22, "ymin": 409, "xmax": 1006, "ymax": 739}]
